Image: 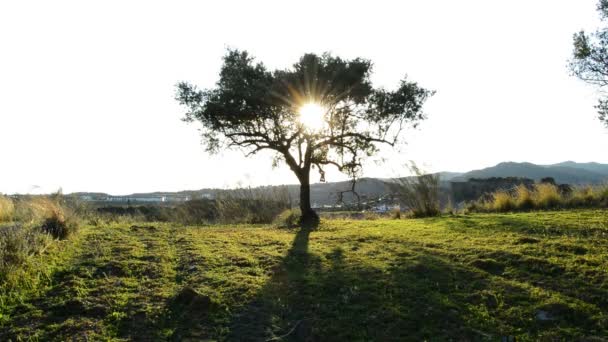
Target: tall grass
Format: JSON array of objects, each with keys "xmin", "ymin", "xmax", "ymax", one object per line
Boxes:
[
  {"xmin": 393, "ymin": 163, "xmax": 441, "ymax": 218},
  {"xmin": 1, "ymin": 194, "xmax": 81, "ymax": 312},
  {"xmin": 92, "ymin": 186, "xmax": 292, "ymax": 225},
  {"xmin": 0, "ymin": 195, "xmax": 15, "ymax": 222},
  {"xmin": 215, "ymin": 186, "xmax": 291, "ymax": 224},
  {"xmin": 514, "ymin": 185, "xmax": 534, "ymax": 210},
  {"xmin": 468, "ymin": 183, "xmax": 608, "ymax": 212}
]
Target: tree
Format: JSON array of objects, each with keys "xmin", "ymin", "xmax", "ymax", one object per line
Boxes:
[
  {"xmin": 176, "ymin": 49, "xmax": 433, "ymax": 225},
  {"xmin": 571, "ymin": 0, "xmax": 608, "ymax": 127}
]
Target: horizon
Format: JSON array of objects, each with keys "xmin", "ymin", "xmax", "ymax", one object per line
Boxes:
[
  {"xmin": 2, "ymin": 0, "xmax": 608, "ymax": 195},
  {"xmin": 3, "ymin": 160, "xmax": 606, "ymax": 196}
]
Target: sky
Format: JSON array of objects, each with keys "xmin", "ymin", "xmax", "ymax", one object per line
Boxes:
[{"xmin": 1, "ymin": 0, "xmax": 607, "ymax": 195}]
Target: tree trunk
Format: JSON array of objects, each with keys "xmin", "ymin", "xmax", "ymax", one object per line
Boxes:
[{"xmin": 298, "ymin": 169, "xmax": 318, "ymax": 227}]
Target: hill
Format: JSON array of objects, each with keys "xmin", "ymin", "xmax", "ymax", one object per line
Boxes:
[
  {"xmin": 452, "ymin": 161, "xmax": 608, "ymax": 184},
  {"xmin": 70, "ymin": 161, "xmax": 608, "ymax": 205},
  {"xmin": 549, "ymin": 161, "xmax": 608, "ymax": 176}
]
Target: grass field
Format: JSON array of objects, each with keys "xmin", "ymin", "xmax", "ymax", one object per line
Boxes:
[{"xmin": 1, "ymin": 210, "xmax": 608, "ymax": 341}]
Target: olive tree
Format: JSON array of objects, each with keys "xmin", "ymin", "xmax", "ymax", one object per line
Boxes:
[
  {"xmin": 571, "ymin": 0, "xmax": 608, "ymax": 126},
  {"xmin": 176, "ymin": 49, "xmax": 433, "ymax": 224}
]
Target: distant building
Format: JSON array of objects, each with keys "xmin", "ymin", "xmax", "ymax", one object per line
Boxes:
[{"xmin": 104, "ymin": 196, "xmax": 167, "ymax": 203}]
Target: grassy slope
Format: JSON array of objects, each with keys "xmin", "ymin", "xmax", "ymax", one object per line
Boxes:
[{"xmin": 1, "ymin": 210, "xmax": 608, "ymax": 341}]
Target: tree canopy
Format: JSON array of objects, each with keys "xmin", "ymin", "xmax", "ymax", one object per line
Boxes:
[
  {"xmin": 176, "ymin": 49, "xmax": 433, "ymax": 223},
  {"xmin": 571, "ymin": 0, "xmax": 608, "ymax": 127}
]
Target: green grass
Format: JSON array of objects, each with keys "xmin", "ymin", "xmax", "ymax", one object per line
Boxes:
[{"xmin": 2, "ymin": 210, "xmax": 608, "ymax": 340}]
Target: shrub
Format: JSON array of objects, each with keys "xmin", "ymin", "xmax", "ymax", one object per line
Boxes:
[
  {"xmin": 0, "ymin": 225, "xmax": 50, "ymax": 269},
  {"xmin": 274, "ymin": 208, "xmax": 301, "ymax": 228},
  {"xmin": 0, "ymin": 195, "xmax": 15, "ymax": 222},
  {"xmin": 40, "ymin": 212, "xmax": 79, "ymax": 240}
]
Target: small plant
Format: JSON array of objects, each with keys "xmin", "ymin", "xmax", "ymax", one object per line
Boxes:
[
  {"xmin": 273, "ymin": 208, "xmax": 301, "ymax": 228},
  {"xmin": 40, "ymin": 212, "xmax": 78, "ymax": 240}
]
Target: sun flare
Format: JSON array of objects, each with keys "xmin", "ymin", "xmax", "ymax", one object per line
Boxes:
[{"xmin": 298, "ymin": 103, "xmax": 326, "ymax": 131}]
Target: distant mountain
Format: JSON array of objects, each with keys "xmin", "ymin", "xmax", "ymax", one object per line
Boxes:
[
  {"xmin": 452, "ymin": 162, "xmax": 608, "ymax": 185},
  {"xmin": 70, "ymin": 161, "xmax": 608, "ymax": 206},
  {"xmin": 548, "ymin": 161, "xmax": 608, "ymax": 176}
]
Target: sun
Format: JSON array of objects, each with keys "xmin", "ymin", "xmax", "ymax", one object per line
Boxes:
[{"xmin": 298, "ymin": 102, "xmax": 326, "ymax": 131}]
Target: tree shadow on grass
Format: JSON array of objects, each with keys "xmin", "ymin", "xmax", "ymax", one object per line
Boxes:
[
  {"xmin": 138, "ymin": 218, "xmax": 606, "ymax": 341},
  {"xmin": 221, "ymin": 227, "xmax": 555, "ymax": 341}
]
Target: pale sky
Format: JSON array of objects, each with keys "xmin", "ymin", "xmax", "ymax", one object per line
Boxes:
[{"xmin": 1, "ymin": 0, "xmax": 607, "ymax": 195}]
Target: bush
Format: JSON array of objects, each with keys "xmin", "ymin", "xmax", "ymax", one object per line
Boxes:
[
  {"xmin": 0, "ymin": 225, "xmax": 50, "ymax": 269},
  {"xmin": 274, "ymin": 208, "xmax": 301, "ymax": 228},
  {"xmin": 40, "ymin": 212, "xmax": 79, "ymax": 240},
  {"xmin": 0, "ymin": 195, "xmax": 15, "ymax": 222}
]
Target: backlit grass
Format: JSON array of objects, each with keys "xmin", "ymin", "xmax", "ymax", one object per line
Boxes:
[{"xmin": 1, "ymin": 210, "xmax": 607, "ymax": 340}]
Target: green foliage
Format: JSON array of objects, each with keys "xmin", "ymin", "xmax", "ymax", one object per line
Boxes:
[
  {"xmin": 570, "ymin": 0, "xmax": 608, "ymax": 127},
  {"xmin": 40, "ymin": 213, "xmax": 79, "ymax": 240},
  {"xmin": 177, "ymin": 49, "xmax": 433, "ymax": 216},
  {"xmin": 0, "ymin": 194, "xmax": 81, "ymax": 316},
  {"xmin": 273, "ymin": 208, "xmax": 301, "ymax": 228}
]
